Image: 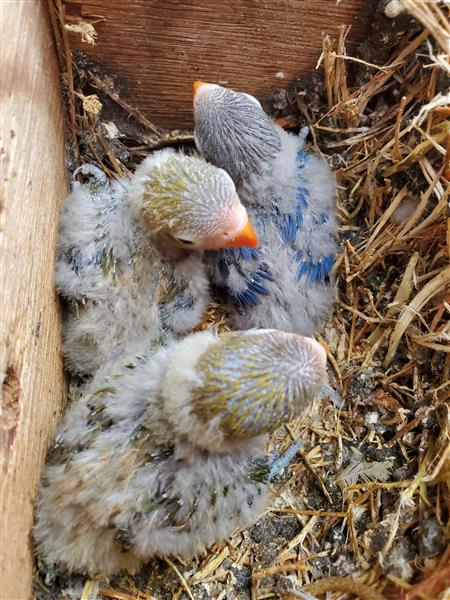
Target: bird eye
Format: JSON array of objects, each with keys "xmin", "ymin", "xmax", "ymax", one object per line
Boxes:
[{"xmin": 176, "ymin": 237, "xmax": 195, "ymax": 246}]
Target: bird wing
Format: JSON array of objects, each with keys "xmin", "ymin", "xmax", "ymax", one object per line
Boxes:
[
  {"xmin": 212, "ymin": 244, "xmax": 275, "ymax": 308},
  {"xmin": 55, "ymin": 168, "xmax": 131, "ymax": 302},
  {"xmin": 158, "ymin": 254, "xmax": 211, "ymax": 334},
  {"xmin": 270, "ymin": 148, "xmax": 310, "ymax": 245},
  {"xmin": 272, "ymin": 147, "xmax": 335, "ymax": 286},
  {"xmin": 210, "ymin": 148, "xmax": 335, "ymax": 310}
]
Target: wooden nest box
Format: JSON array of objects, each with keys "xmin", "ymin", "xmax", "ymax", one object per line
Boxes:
[{"xmin": 1, "ymin": 1, "xmax": 374, "ymax": 597}]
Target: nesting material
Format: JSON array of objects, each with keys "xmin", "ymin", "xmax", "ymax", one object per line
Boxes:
[{"xmin": 38, "ymin": 1, "xmax": 449, "ymax": 598}]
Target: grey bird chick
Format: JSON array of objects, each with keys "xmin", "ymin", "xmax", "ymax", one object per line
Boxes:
[
  {"xmin": 56, "ymin": 149, "xmax": 257, "ymax": 377},
  {"xmin": 193, "ymin": 83, "xmax": 337, "ymax": 336},
  {"xmin": 34, "ymin": 329, "xmax": 327, "ymax": 577}
]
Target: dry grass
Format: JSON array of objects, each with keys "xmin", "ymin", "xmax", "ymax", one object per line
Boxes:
[{"xmin": 42, "ymin": 0, "xmax": 450, "ymax": 598}]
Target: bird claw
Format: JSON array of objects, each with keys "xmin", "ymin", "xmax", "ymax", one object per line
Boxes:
[
  {"xmin": 268, "ymin": 439, "xmax": 303, "ymax": 482},
  {"xmin": 298, "ymin": 126, "xmax": 310, "ymax": 142},
  {"xmin": 317, "ymin": 383, "xmax": 345, "ymax": 408},
  {"xmin": 71, "ymin": 163, "xmax": 108, "ymax": 193}
]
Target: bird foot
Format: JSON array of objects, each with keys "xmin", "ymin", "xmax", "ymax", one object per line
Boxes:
[
  {"xmin": 318, "ymin": 383, "xmax": 345, "ymax": 408},
  {"xmin": 298, "ymin": 126, "xmax": 310, "ymax": 142},
  {"xmin": 71, "ymin": 163, "xmax": 108, "ymax": 193},
  {"xmin": 268, "ymin": 439, "xmax": 303, "ymax": 482}
]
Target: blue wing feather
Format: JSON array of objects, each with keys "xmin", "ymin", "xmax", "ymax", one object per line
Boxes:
[
  {"xmin": 215, "ymin": 247, "xmax": 274, "ymax": 308},
  {"xmin": 314, "ymin": 212, "xmax": 329, "ymax": 225},
  {"xmin": 282, "ymin": 149, "xmax": 334, "ymax": 285},
  {"xmin": 213, "ymin": 147, "xmax": 334, "ymax": 309},
  {"xmin": 297, "ymin": 147, "xmax": 309, "ymax": 168},
  {"xmin": 295, "ymin": 251, "xmax": 334, "ymax": 284},
  {"xmin": 272, "ymin": 149, "xmax": 311, "ymax": 244},
  {"xmin": 310, "ymin": 263, "xmax": 320, "ymax": 282}
]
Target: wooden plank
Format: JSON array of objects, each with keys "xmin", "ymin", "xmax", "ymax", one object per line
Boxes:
[
  {"xmin": 0, "ymin": 2, "xmax": 68, "ymax": 598},
  {"xmin": 62, "ymin": 0, "xmax": 376, "ymax": 129}
]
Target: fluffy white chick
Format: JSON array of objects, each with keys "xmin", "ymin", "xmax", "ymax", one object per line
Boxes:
[
  {"xmin": 193, "ymin": 83, "xmax": 337, "ymax": 336},
  {"xmin": 34, "ymin": 329, "xmax": 326, "ymax": 577},
  {"xmin": 56, "ymin": 149, "xmax": 257, "ymax": 377}
]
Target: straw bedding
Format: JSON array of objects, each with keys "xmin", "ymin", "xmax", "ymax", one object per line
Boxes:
[{"xmin": 37, "ymin": 1, "xmax": 449, "ymax": 598}]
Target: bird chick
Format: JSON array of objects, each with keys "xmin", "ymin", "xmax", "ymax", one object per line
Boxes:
[
  {"xmin": 193, "ymin": 83, "xmax": 337, "ymax": 336},
  {"xmin": 34, "ymin": 329, "xmax": 327, "ymax": 577},
  {"xmin": 56, "ymin": 149, "xmax": 257, "ymax": 377}
]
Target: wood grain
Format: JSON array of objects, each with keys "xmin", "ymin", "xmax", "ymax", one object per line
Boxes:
[
  {"xmin": 63, "ymin": 0, "xmax": 376, "ymax": 129},
  {"xmin": 0, "ymin": 2, "xmax": 68, "ymax": 598}
]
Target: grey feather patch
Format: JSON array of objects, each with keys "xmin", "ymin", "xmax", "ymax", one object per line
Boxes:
[{"xmin": 194, "ymin": 84, "xmax": 338, "ymax": 337}]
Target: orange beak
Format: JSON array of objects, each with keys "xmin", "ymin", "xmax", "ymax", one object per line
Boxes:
[
  {"xmin": 224, "ymin": 220, "xmax": 258, "ymax": 248},
  {"xmin": 193, "ymin": 80, "xmax": 208, "ymax": 96}
]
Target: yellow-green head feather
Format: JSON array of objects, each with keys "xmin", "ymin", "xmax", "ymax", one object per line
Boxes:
[
  {"xmin": 193, "ymin": 330, "xmax": 327, "ymax": 439},
  {"xmin": 140, "ymin": 154, "xmax": 240, "ymax": 240}
]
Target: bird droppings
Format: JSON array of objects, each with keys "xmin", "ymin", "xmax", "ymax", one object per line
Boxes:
[
  {"xmin": 36, "ymin": 1, "xmax": 450, "ymax": 598},
  {"xmin": 418, "ymin": 516, "xmax": 447, "ymax": 560},
  {"xmin": 269, "ymin": 87, "xmax": 289, "ymax": 113},
  {"xmin": 384, "ymin": 538, "xmax": 416, "ymax": 581},
  {"xmin": 383, "ymin": 0, "xmax": 406, "ymax": 19},
  {"xmin": 102, "ymin": 120, "xmax": 120, "ymax": 140}
]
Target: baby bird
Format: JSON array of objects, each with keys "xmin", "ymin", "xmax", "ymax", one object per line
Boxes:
[
  {"xmin": 56, "ymin": 149, "xmax": 257, "ymax": 377},
  {"xmin": 193, "ymin": 82, "xmax": 337, "ymax": 336},
  {"xmin": 34, "ymin": 329, "xmax": 327, "ymax": 577}
]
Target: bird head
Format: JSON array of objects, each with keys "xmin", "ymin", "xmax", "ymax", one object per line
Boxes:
[
  {"xmin": 163, "ymin": 329, "xmax": 327, "ymax": 453},
  {"xmin": 135, "ymin": 153, "xmax": 258, "ymax": 250},
  {"xmin": 193, "ymin": 82, "xmax": 281, "ymax": 184}
]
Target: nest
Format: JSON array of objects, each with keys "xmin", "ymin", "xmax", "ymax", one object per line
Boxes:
[{"xmin": 39, "ymin": 1, "xmax": 450, "ymax": 598}]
